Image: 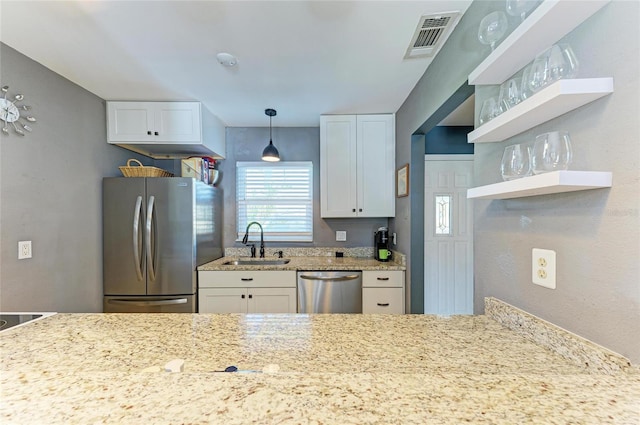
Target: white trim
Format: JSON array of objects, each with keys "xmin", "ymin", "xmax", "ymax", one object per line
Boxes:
[{"xmin": 425, "ymin": 154, "xmax": 474, "ymax": 161}]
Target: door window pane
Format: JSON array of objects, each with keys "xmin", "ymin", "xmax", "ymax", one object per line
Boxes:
[{"xmin": 435, "ymin": 195, "xmax": 452, "ymax": 235}]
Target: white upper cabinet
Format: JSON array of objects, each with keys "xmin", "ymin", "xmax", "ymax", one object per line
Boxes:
[
  {"xmin": 107, "ymin": 101, "xmax": 226, "ymax": 159},
  {"xmin": 320, "ymin": 114, "xmax": 395, "ymax": 218}
]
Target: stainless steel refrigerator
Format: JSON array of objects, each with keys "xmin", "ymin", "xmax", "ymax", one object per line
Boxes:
[{"xmin": 103, "ymin": 177, "xmax": 222, "ymax": 312}]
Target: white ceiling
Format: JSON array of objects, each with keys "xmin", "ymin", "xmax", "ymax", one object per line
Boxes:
[{"xmin": 0, "ymin": 0, "xmax": 473, "ymax": 127}]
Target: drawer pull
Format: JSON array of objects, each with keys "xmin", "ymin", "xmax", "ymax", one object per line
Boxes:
[
  {"xmin": 376, "ymin": 277, "xmax": 390, "ymax": 281},
  {"xmin": 240, "ymin": 278, "xmax": 254, "ymax": 281},
  {"xmin": 377, "ymin": 303, "xmax": 390, "ymax": 307}
]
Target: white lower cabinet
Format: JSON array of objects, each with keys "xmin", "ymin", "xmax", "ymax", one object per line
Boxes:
[
  {"xmin": 362, "ymin": 270, "xmax": 405, "ymax": 314},
  {"xmin": 198, "ymin": 271, "xmax": 296, "ymax": 313}
]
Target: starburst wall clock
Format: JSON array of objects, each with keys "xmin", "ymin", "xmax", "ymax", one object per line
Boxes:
[{"xmin": 0, "ymin": 85, "xmax": 36, "ymax": 136}]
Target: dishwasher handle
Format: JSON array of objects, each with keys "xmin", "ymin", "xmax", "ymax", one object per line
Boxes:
[{"xmin": 298, "ymin": 274, "xmax": 360, "ymax": 282}]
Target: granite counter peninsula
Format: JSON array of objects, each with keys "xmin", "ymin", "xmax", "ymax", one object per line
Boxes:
[{"xmin": 1, "ymin": 299, "xmax": 638, "ymax": 424}]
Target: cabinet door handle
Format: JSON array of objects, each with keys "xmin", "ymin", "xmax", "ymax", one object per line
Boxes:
[
  {"xmin": 248, "ymin": 294, "xmax": 253, "ymax": 299},
  {"xmin": 241, "ymin": 294, "xmax": 246, "ymax": 299},
  {"xmin": 147, "ymin": 131, "xmax": 152, "ymax": 135},
  {"xmin": 154, "ymin": 131, "xmax": 159, "ymax": 136},
  {"xmin": 377, "ymin": 303, "xmax": 390, "ymax": 307},
  {"xmin": 359, "ymin": 208, "xmax": 362, "ymax": 212},
  {"xmin": 352, "ymin": 208, "xmax": 356, "ymax": 212},
  {"xmin": 376, "ymin": 277, "xmax": 390, "ymax": 281},
  {"xmin": 241, "ymin": 278, "xmax": 254, "ymax": 281}
]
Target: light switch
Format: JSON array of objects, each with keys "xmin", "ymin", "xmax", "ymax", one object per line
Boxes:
[{"xmin": 336, "ymin": 231, "xmax": 347, "ymax": 241}]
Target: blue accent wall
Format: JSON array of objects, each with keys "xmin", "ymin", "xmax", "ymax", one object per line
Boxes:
[{"xmin": 425, "ymin": 126, "xmax": 474, "ymax": 155}]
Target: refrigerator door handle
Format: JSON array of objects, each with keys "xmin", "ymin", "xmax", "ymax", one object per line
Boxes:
[
  {"xmin": 132, "ymin": 195, "xmax": 144, "ymax": 281},
  {"xmin": 107, "ymin": 298, "xmax": 188, "ymax": 307},
  {"xmin": 146, "ymin": 195, "xmax": 157, "ymax": 282}
]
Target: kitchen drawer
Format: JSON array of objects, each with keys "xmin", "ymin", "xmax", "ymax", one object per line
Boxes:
[
  {"xmin": 362, "ymin": 287, "xmax": 404, "ymax": 314},
  {"xmin": 362, "ymin": 270, "xmax": 404, "ymax": 288},
  {"xmin": 198, "ymin": 270, "xmax": 296, "ymax": 288}
]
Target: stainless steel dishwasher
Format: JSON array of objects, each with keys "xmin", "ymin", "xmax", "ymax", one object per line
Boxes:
[{"xmin": 297, "ymin": 271, "xmax": 362, "ymax": 313}]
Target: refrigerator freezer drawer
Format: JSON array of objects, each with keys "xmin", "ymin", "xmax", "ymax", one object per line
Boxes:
[{"xmin": 103, "ymin": 295, "xmax": 196, "ymax": 313}]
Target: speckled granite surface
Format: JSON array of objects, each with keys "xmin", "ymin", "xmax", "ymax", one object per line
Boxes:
[
  {"xmin": 199, "ymin": 254, "xmax": 406, "ymax": 271},
  {"xmin": 1, "ymin": 311, "xmax": 638, "ymax": 424},
  {"xmin": 223, "ymin": 246, "xmax": 407, "ymax": 266},
  {"xmin": 485, "ymin": 297, "xmax": 632, "ymax": 374}
]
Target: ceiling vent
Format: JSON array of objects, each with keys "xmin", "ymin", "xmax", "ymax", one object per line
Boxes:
[{"xmin": 404, "ymin": 12, "xmax": 460, "ymax": 59}]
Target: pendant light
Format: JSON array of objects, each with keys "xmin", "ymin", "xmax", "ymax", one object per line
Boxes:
[{"xmin": 262, "ymin": 108, "xmax": 280, "ymax": 162}]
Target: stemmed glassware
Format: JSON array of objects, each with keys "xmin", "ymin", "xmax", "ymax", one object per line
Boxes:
[
  {"xmin": 478, "ymin": 11, "xmax": 508, "ymax": 52},
  {"xmin": 506, "ymin": 0, "xmax": 538, "ymax": 23},
  {"xmin": 531, "ymin": 131, "xmax": 573, "ymax": 174}
]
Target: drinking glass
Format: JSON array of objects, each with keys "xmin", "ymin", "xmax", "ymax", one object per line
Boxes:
[
  {"xmin": 501, "ymin": 144, "xmax": 532, "ymax": 181},
  {"xmin": 520, "ymin": 62, "xmax": 535, "ymax": 101},
  {"xmin": 531, "ymin": 131, "xmax": 573, "ymax": 174},
  {"xmin": 527, "ymin": 53, "xmax": 549, "ymax": 93},
  {"xmin": 506, "ymin": 0, "xmax": 538, "ymax": 23},
  {"xmin": 527, "ymin": 44, "xmax": 579, "ymax": 93},
  {"xmin": 478, "ymin": 11, "xmax": 508, "ymax": 51},
  {"xmin": 498, "ymin": 77, "xmax": 522, "ymax": 111},
  {"xmin": 479, "ymin": 97, "xmax": 501, "ymax": 125}
]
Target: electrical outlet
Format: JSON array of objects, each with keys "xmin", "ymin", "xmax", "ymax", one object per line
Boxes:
[
  {"xmin": 532, "ymin": 248, "xmax": 555, "ymax": 289},
  {"xmin": 336, "ymin": 231, "xmax": 347, "ymax": 242},
  {"xmin": 18, "ymin": 241, "xmax": 32, "ymax": 260}
]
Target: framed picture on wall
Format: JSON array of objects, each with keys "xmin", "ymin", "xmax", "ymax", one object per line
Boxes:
[{"xmin": 396, "ymin": 164, "xmax": 409, "ymax": 197}]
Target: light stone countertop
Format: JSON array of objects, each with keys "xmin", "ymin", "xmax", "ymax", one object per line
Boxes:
[
  {"xmin": 1, "ymin": 307, "xmax": 639, "ymax": 424},
  {"xmin": 198, "ymin": 255, "xmax": 406, "ymax": 271}
]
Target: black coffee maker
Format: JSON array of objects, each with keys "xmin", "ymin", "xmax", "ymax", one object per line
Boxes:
[{"xmin": 374, "ymin": 227, "xmax": 392, "ymax": 262}]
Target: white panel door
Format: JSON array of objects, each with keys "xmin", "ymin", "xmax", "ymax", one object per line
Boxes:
[
  {"xmin": 199, "ymin": 288, "xmax": 247, "ymax": 313},
  {"xmin": 424, "ymin": 157, "xmax": 474, "ymax": 315},
  {"xmin": 155, "ymin": 102, "xmax": 201, "ymax": 143},
  {"xmin": 320, "ymin": 115, "xmax": 358, "ymax": 217},
  {"xmin": 107, "ymin": 102, "xmax": 155, "ymax": 142},
  {"xmin": 357, "ymin": 114, "xmax": 395, "ymax": 217},
  {"xmin": 247, "ymin": 288, "xmax": 297, "ymax": 313}
]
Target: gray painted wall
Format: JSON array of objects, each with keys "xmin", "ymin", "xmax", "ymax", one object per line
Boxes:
[
  {"xmin": 394, "ymin": 1, "xmax": 639, "ymax": 362},
  {"xmin": 392, "ymin": 1, "xmax": 499, "ymax": 312},
  {"xmin": 473, "ymin": 2, "xmax": 640, "ymax": 363},
  {"xmin": 0, "ymin": 43, "xmax": 145, "ymax": 312},
  {"xmin": 219, "ymin": 127, "xmax": 387, "ymax": 249}
]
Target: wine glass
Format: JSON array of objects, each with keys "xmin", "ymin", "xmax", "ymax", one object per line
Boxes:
[
  {"xmin": 520, "ymin": 62, "xmax": 535, "ymax": 101},
  {"xmin": 498, "ymin": 77, "xmax": 522, "ymax": 111},
  {"xmin": 527, "ymin": 53, "xmax": 550, "ymax": 93},
  {"xmin": 501, "ymin": 144, "xmax": 532, "ymax": 181},
  {"xmin": 506, "ymin": 0, "xmax": 538, "ymax": 23},
  {"xmin": 479, "ymin": 97, "xmax": 501, "ymax": 125},
  {"xmin": 531, "ymin": 131, "xmax": 573, "ymax": 174},
  {"xmin": 528, "ymin": 44, "xmax": 580, "ymax": 93},
  {"xmin": 478, "ymin": 11, "xmax": 508, "ymax": 51}
]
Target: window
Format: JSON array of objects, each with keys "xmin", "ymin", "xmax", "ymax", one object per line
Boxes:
[
  {"xmin": 434, "ymin": 194, "xmax": 452, "ymax": 236},
  {"xmin": 236, "ymin": 161, "xmax": 313, "ymax": 242}
]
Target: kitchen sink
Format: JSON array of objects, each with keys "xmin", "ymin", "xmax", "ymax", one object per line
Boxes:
[{"xmin": 222, "ymin": 259, "xmax": 291, "ymax": 266}]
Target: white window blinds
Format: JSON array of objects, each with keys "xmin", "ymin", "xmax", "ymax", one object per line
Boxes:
[{"xmin": 236, "ymin": 161, "xmax": 313, "ymax": 242}]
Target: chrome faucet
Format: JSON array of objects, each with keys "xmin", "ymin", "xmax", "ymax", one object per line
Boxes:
[{"xmin": 242, "ymin": 222, "xmax": 264, "ymax": 258}]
